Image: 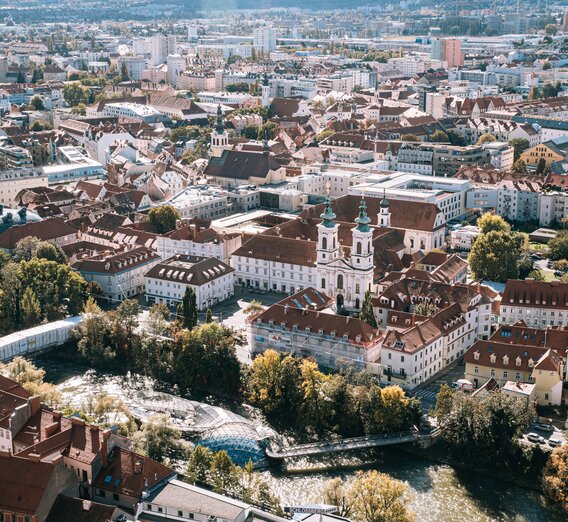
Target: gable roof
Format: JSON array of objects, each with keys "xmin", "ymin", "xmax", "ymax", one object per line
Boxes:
[{"xmin": 204, "ymin": 149, "xmax": 282, "ymax": 181}]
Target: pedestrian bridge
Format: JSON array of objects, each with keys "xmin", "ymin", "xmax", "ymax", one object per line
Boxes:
[{"xmin": 265, "ymin": 430, "xmax": 430, "ymax": 460}]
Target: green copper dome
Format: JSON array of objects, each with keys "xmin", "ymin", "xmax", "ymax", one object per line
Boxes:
[
  {"xmin": 355, "ymin": 197, "xmax": 371, "ymax": 232},
  {"xmin": 320, "ymin": 194, "xmax": 336, "ymax": 228}
]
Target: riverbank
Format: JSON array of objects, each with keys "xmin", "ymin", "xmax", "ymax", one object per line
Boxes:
[{"xmin": 33, "ymin": 353, "xmax": 565, "ymax": 521}]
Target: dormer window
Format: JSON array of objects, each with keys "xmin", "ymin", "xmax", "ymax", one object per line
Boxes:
[
  {"xmin": 490, "ymin": 354, "xmax": 496, "ymax": 363},
  {"xmin": 528, "ymin": 358, "xmax": 534, "ymax": 367},
  {"xmin": 516, "ymin": 357, "xmax": 522, "ymax": 367},
  {"xmin": 503, "ymin": 355, "xmax": 509, "ymax": 365},
  {"xmin": 474, "ymin": 351, "xmax": 480, "ymax": 360},
  {"xmin": 318, "ymin": 329, "xmax": 324, "ymax": 335}
]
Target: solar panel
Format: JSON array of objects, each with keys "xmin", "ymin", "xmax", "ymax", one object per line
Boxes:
[{"xmin": 292, "ymin": 298, "xmax": 303, "ymax": 309}]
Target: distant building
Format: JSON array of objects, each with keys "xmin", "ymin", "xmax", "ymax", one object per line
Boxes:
[{"xmin": 253, "ymin": 27, "xmax": 277, "ymax": 53}]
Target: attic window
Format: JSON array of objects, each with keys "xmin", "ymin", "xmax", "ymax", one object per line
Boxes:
[
  {"xmin": 516, "ymin": 357, "xmax": 522, "ymax": 367},
  {"xmin": 394, "ymin": 340, "xmax": 405, "ymax": 350},
  {"xmin": 474, "ymin": 351, "xmax": 480, "ymax": 360}
]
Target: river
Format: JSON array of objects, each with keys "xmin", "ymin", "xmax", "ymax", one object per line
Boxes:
[{"xmin": 36, "ymin": 357, "xmax": 564, "ymax": 522}]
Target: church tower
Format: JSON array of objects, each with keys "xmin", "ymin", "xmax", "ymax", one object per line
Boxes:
[
  {"xmin": 378, "ymin": 190, "xmax": 391, "ymax": 227},
  {"xmin": 210, "ymin": 104, "xmax": 229, "ymax": 157},
  {"xmin": 261, "ymin": 73, "xmax": 270, "ymax": 108},
  {"xmin": 351, "ymin": 196, "xmax": 374, "ymax": 271},
  {"xmin": 316, "ymin": 190, "xmax": 339, "ymax": 296}
]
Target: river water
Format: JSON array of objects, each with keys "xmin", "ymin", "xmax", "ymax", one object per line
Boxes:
[{"xmin": 38, "ymin": 358, "xmax": 564, "ymax": 522}]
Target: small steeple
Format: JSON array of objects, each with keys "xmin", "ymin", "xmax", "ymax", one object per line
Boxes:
[
  {"xmin": 380, "ymin": 189, "xmax": 389, "ymax": 208},
  {"xmin": 355, "ymin": 195, "xmax": 371, "ymax": 232},
  {"xmin": 320, "ymin": 184, "xmax": 336, "ymax": 228},
  {"xmin": 215, "ymin": 104, "xmax": 224, "ymax": 134},
  {"xmin": 262, "ymin": 128, "xmax": 270, "ymax": 155},
  {"xmin": 262, "ymin": 72, "xmax": 269, "ymax": 87}
]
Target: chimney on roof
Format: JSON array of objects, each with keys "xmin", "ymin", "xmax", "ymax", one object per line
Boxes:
[
  {"xmin": 101, "ymin": 429, "xmax": 111, "ymax": 466},
  {"xmin": 90, "ymin": 425, "xmax": 100, "ymax": 454}
]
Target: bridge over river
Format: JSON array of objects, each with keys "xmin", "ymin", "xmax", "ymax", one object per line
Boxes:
[{"xmin": 265, "ymin": 429, "xmax": 439, "ymax": 460}]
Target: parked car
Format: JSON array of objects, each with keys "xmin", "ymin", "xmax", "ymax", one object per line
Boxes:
[
  {"xmin": 554, "ymin": 271, "xmax": 563, "ymax": 277},
  {"xmin": 527, "ymin": 433, "xmax": 545, "ymax": 443},
  {"xmin": 548, "ymin": 438, "xmax": 563, "ymax": 447},
  {"xmin": 534, "ymin": 423, "xmax": 553, "ymax": 433},
  {"xmin": 451, "ymin": 379, "xmax": 474, "ymax": 392}
]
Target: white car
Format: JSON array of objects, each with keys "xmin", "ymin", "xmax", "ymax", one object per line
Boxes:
[
  {"xmin": 527, "ymin": 433, "xmax": 545, "ymax": 443},
  {"xmin": 548, "ymin": 438, "xmax": 563, "ymax": 447}
]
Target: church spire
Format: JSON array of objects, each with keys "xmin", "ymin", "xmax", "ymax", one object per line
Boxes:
[
  {"xmin": 215, "ymin": 104, "xmax": 224, "ymax": 134},
  {"xmin": 355, "ymin": 195, "xmax": 371, "ymax": 232},
  {"xmin": 320, "ymin": 184, "xmax": 336, "ymax": 228}
]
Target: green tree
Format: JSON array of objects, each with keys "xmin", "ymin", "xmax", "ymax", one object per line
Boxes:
[
  {"xmin": 508, "ymin": 138, "xmax": 530, "ymax": 161},
  {"xmin": 146, "ymin": 303, "xmax": 170, "ymax": 336},
  {"xmin": 512, "ymin": 158, "xmax": 528, "ymax": 174},
  {"xmin": 185, "ymin": 445, "xmax": 213, "ymax": 485},
  {"xmin": 247, "ymin": 349, "xmax": 302, "ymax": 416},
  {"xmin": 210, "ymin": 450, "xmax": 239, "ymax": 493},
  {"xmin": 133, "ymin": 416, "xmax": 185, "ymax": 463},
  {"xmin": 19, "ymin": 258, "xmax": 87, "ymax": 319},
  {"xmin": 242, "ymin": 125, "xmax": 259, "ymax": 140},
  {"xmin": 429, "ymin": 130, "xmax": 449, "ymax": 143},
  {"xmin": 243, "ymin": 300, "xmax": 264, "ymax": 316},
  {"xmin": 468, "ymin": 230, "xmax": 520, "ymax": 282},
  {"xmin": 181, "ymin": 287, "xmax": 198, "ymax": 329},
  {"xmin": 434, "ymin": 384, "xmax": 454, "ymax": 419},
  {"xmin": 477, "ymin": 213, "xmax": 511, "ymax": 234},
  {"xmin": 477, "ymin": 132, "xmax": 496, "ymax": 145},
  {"xmin": 2, "ymin": 357, "xmax": 61, "ymax": 406},
  {"xmin": 527, "ymin": 269, "xmax": 545, "ymax": 281},
  {"xmin": 0, "ymin": 262, "xmax": 23, "ymax": 333},
  {"xmin": 401, "ymin": 134, "xmax": 419, "ymax": 142},
  {"xmin": 14, "ymin": 237, "xmax": 43, "ymax": 262},
  {"xmin": 446, "ymin": 129, "xmax": 466, "ymax": 146},
  {"xmin": 536, "ymin": 157, "xmax": 547, "ymax": 175},
  {"xmin": 548, "ymin": 231, "xmax": 568, "ymax": 261},
  {"xmin": 413, "ymin": 301, "xmax": 438, "ymax": 316},
  {"xmin": 175, "ymin": 323, "xmax": 242, "ymax": 396},
  {"xmin": 360, "ymin": 290, "xmax": 377, "ymax": 327},
  {"xmin": 543, "ymin": 445, "xmax": 568, "ymax": 511},
  {"xmin": 323, "ymin": 478, "xmax": 352, "ymax": 518},
  {"xmin": 225, "ymin": 82, "xmax": 250, "ymax": 93},
  {"xmin": 21, "ymin": 287, "xmax": 41, "ymax": 328},
  {"xmin": 74, "ymin": 298, "xmax": 116, "ymax": 365},
  {"xmin": 205, "ymin": 308, "xmax": 213, "ymax": 323},
  {"xmin": 34, "ymin": 242, "xmax": 66, "ymax": 264},
  {"xmin": 120, "ymin": 62, "xmax": 129, "ymax": 81},
  {"xmin": 349, "ymin": 470, "xmax": 415, "ymax": 522},
  {"xmin": 63, "ymin": 83, "xmax": 91, "ymax": 106},
  {"xmin": 148, "ymin": 205, "xmax": 180, "ymax": 234},
  {"xmin": 30, "ymin": 95, "xmax": 45, "ymax": 111},
  {"xmin": 545, "ymin": 24, "xmax": 558, "ymax": 36},
  {"xmin": 16, "ymin": 71, "xmax": 26, "ymax": 83}
]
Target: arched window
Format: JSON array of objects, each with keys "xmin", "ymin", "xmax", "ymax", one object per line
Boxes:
[
  {"xmin": 356, "ymin": 242, "xmax": 362, "ymax": 255},
  {"xmin": 321, "ymin": 278, "xmax": 326, "ymax": 289},
  {"xmin": 322, "ymin": 237, "xmax": 327, "ymax": 250},
  {"xmin": 337, "ymin": 274, "xmax": 344, "ymax": 290}
]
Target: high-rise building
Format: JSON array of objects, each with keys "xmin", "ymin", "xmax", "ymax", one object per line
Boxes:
[
  {"xmin": 167, "ymin": 54, "xmax": 186, "ymax": 86},
  {"xmin": 253, "ymin": 27, "xmax": 276, "ymax": 54},
  {"xmin": 431, "ymin": 37, "xmax": 444, "ymax": 61},
  {"xmin": 443, "ymin": 38, "xmax": 463, "ymax": 68},
  {"xmin": 431, "ymin": 38, "xmax": 463, "ymax": 68},
  {"xmin": 118, "ymin": 56, "xmax": 146, "ymax": 81},
  {"xmin": 150, "ymin": 34, "xmax": 177, "ymax": 66}
]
